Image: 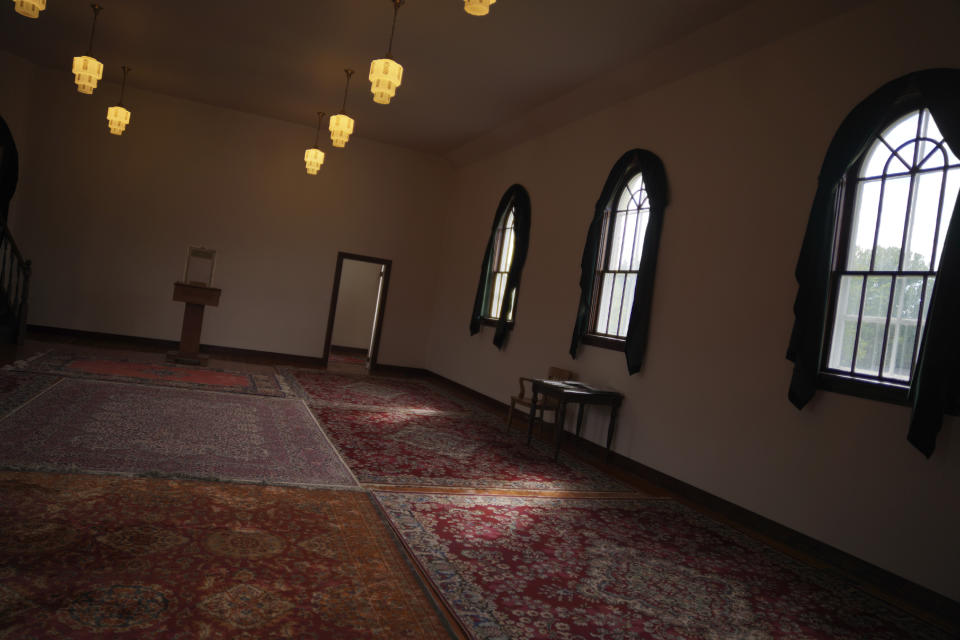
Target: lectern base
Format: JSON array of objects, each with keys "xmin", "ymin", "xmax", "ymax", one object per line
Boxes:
[{"xmin": 166, "ymin": 350, "xmax": 210, "ymax": 366}]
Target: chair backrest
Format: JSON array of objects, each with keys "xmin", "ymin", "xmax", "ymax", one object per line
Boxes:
[{"xmin": 546, "ymin": 366, "xmax": 576, "ymax": 381}]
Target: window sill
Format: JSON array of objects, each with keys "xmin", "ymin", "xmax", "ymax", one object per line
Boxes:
[
  {"xmin": 480, "ymin": 317, "xmax": 514, "ymax": 328},
  {"xmin": 817, "ymin": 372, "xmax": 911, "ymax": 407},
  {"xmin": 581, "ymin": 334, "xmax": 625, "ymax": 352}
]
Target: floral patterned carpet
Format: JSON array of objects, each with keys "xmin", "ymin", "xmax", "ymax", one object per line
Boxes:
[
  {"xmin": 9, "ymin": 350, "xmax": 293, "ymax": 397},
  {"xmin": 285, "ymin": 367, "xmax": 478, "ymax": 413},
  {"xmin": 0, "ymin": 472, "xmax": 452, "ymax": 639},
  {"xmin": 375, "ymin": 492, "xmax": 951, "ymax": 640},
  {"xmin": 0, "ymin": 378, "xmax": 356, "ymax": 488},
  {"xmin": 0, "ymin": 359, "xmax": 950, "ymax": 639},
  {"xmin": 312, "ymin": 404, "xmax": 627, "ymax": 491}
]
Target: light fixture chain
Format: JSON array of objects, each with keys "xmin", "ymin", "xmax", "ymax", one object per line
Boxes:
[
  {"xmin": 86, "ymin": 4, "xmax": 103, "ymax": 56},
  {"xmin": 118, "ymin": 65, "xmax": 129, "ymax": 105},
  {"xmin": 386, "ymin": 0, "xmax": 404, "ymax": 58},
  {"xmin": 340, "ymin": 69, "xmax": 354, "ymax": 113}
]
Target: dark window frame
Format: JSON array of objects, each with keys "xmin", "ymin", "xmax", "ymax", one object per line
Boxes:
[
  {"xmin": 469, "ymin": 184, "xmax": 531, "ymax": 349},
  {"xmin": 570, "ymin": 149, "xmax": 669, "ymax": 373},
  {"xmin": 481, "ymin": 206, "xmax": 517, "ymax": 323},
  {"xmin": 585, "ymin": 169, "xmax": 651, "ymax": 349},
  {"xmin": 818, "ymin": 102, "xmax": 959, "ymax": 405}
]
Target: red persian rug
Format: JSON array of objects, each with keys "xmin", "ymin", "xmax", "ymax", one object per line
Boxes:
[
  {"xmin": 374, "ymin": 492, "xmax": 950, "ymax": 640},
  {"xmin": 0, "ymin": 371, "xmax": 59, "ymax": 419},
  {"xmin": 312, "ymin": 405, "xmax": 627, "ymax": 491},
  {"xmin": 0, "ymin": 378, "xmax": 356, "ymax": 488},
  {"xmin": 284, "ymin": 368, "xmax": 477, "ymax": 413},
  {"xmin": 11, "ymin": 351, "xmax": 292, "ymax": 397},
  {"xmin": 0, "ymin": 472, "xmax": 453, "ymax": 639}
]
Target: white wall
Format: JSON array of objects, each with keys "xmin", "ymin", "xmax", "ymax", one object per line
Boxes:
[
  {"xmin": 426, "ymin": 0, "xmax": 960, "ymax": 602},
  {"xmin": 1, "ymin": 53, "xmax": 453, "ymax": 366},
  {"xmin": 331, "ymin": 258, "xmax": 381, "ymax": 350}
]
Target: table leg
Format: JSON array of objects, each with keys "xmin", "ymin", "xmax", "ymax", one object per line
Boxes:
[
  {"xmin": 605, "ymin": 402, "xmax": 621, "ymax": 462},
  {"xmin": 575, "ymin": 403, "xmax": 585, "ymax": 438},
  {"xmin": 554, "ymin": 402, "xmax": 567, "ymax": 460},
  {"xmin": 527, "ymin": 390, "xmax": 539, "ymax": 446}
]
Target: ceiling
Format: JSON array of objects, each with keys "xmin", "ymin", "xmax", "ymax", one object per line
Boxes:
[
  {"xmin": 1, "ymin": 1, "xmax": 767, "ymax": 155},
  {"xmin": 3, "ymin": 0, "xmax": 878, "ymax": 164}
]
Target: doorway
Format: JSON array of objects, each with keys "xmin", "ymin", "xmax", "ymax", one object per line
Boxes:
[{"xmin": 323, "ymin": 252, "xmax": 391, "ymax": 371}]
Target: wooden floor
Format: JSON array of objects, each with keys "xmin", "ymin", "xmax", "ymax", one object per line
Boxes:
[{"xmin": 1, "ymin": 328, "xmax": 956, "ymax": 636}]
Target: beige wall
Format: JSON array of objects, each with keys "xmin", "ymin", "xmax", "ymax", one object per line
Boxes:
[
  {"xmin": 1, "ymin": 54, "xmax": 452, "ymax": 365},
  {"xmin": 331, "ymin": 258, "xmax": 382, "ymax": 350},
  {"xmin": 3, "ymin": 0, "xmax": 959, "ymax": 605},
  {"xmin": 426, "ymin": 0, "xmax": 960, "ymax": 601}
]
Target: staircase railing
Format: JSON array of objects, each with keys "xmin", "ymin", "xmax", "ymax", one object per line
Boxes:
[{"xmin": 0, "ymin": 224, "xmax": 30, "ymax": 344}]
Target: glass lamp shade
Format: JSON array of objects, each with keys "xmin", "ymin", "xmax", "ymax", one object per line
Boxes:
[
  {"xmin": 369, "ymin": 58, "xmax": 403, "ymax": 105},
  {"xmin": 13, "ymin": 0, "xmax": 46, "ymax": 18},
  {"xmin": 72, "ymin": 56, "xmax": 104, "ymax": 94},
  {"xmin": 328, "ymin": 113, "xmax": 355, "ymax": 148},
  {"xmin": 106, "ymin": 105, "xmax": 131, "ymax": 135},
  {"xmin": 304, "ymin": 147, "xmax": 325, "ymax": 175},
  {"xmin": 464, "ymin": 0, "xmax": 495, "ymax": 16}
]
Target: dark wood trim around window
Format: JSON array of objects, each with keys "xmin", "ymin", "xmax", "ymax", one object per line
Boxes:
[
  {"xmin": 479, "ymin": 317, "xmax": 514, "ymax": 328},
  {"xmin": 581, "ymin": 333, "xmax": 625, "ymax": 351}
]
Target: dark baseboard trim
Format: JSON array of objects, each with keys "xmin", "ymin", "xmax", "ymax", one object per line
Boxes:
[
  {"xmin": 329, "ymin": 345, "xmax": 368, "ymax": 357},
  {"xmin": 26, "ymin": 325, "xmax": 326, "ymax": 368},
  {"xmin": 419, "ymin": 368, "xmax": 959, "ymax": 627}
]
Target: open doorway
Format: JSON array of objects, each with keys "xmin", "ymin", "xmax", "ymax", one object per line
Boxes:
[{"xmin": 323, "ymin": 252, "xmax": 391, "ymax": 371}]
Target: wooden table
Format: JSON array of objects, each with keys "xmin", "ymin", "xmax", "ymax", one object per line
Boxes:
[{"xmin": 527, "ymin": 379, "xmax": 623, "ymax": 460}]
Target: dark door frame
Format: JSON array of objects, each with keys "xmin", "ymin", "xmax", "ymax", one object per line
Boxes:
[{"xmin": 323, "ymin": 251, "xmax": 392, "ymax": 370}]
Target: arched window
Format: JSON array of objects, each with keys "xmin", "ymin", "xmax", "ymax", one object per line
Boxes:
[
  {"xmin": 469, "ymin": 185, "xmax": 531, "ymax": 349},
  {"xmin": 570, "ymin": 149, "xmax": 668, "ymax": 374},
  {"xmin": 825, "ymin": 108, "xmax": 959, "ymax": 384},
  {"xmin": 486, "ymin": 207, "xmax": 517, "ymax": 321},
  {"xmin": 592, "ymin": 172, "xmax": 650, "ymax": 338},
  {"xmin": 787, "ymin": 68, "xmax": 960, "ymax": 457}
]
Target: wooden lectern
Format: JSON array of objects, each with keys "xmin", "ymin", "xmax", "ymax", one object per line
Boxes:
[{"xmin": 167, "ymin": 282, "xmax": 221, "ymax": 366}]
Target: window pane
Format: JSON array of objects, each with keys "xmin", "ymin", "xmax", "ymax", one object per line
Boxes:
[
  {"xmin": 632, "ymin": 211, "xmax": 649, "ymax": 270},
  {"xmin": 489, "ymin": 273, "xmax": 507, "ymax": 318},
  {"xmin": 607, "ymin": 210, "xmax": 626, "ymax": 270},
  {"xmin": 861, "ymin": 144, "xmax": 889, "ymax": 179},
  {"xmin": 883, "ymin": 112, "xmax": 921, "ymax": 154},
  {"xmin": 846, "ymin": 180, "xmax": 881, "ymax": 270},
  {"xmin": 907, "ymin": 171, "xmax": 945, "ymax": 271},
  {"xmin": 935, "ymin": 168, "xmax": 960, "ymax": 270},
  {"xmin": 618, "ymin": 211, "xmax": 638, "ymax": 270},
  {"xmin": 853, "ymin": 276, "xmax": 892, "ymax": 376},
  {"xmin": 914, "ymin": 275, "xmax": 935, "ymax": 365},
  {"xmin": 882, "ymin": 276, "xmax": 922, "ymax": 381},
  {"xmin": 873, "ymin": 175, "xmax": 910, "ymax": 270},
  {"xmin": 595, "ymin": 274, "xmax": 614, "ymax": 334},
  {"xmin": 828, "ymin": 275, "xmax": 864, "ymax": 372},
  {"xmin": 607, "ymin": 273, "xmax": 626, "ymax": 335},
  {"xmin": 500, "ymin": 224, "xmax": 515, "ymax": 271},
  {"xmin": 617, "ymin": 273, "xmax": 637, "ymax": 338}
]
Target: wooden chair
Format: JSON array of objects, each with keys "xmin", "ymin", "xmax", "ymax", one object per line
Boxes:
[{"xmin": 506, "ymin": 366, "xmax": 576, "ymax": 432}]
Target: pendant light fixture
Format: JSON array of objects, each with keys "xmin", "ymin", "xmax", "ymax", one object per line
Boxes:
[
  {"xmin": 12, "ymin": 0, "xmax": 46, "ymax": 18},
  {"xmin": 464, "ymin": 0, "xmax": 496, "ymax": 16},
  {"xmin": 329, "ymin": 69, "xmax": 356, "ymax": 148},
  {"xmin": 106, "ymin": 65, "xmax": 131, "ymax": 135},
  {"xmin": 304, "ymin": 112, "xmax": 326, "ymax": 175},
  {"xmin": 72, "ymin": 4, "xmax": 104, "ymax": 95},
  {"xmin": 368, "ymin": 0, "xmax": 404, "ymax": 105}
]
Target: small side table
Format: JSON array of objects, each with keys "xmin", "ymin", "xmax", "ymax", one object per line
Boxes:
[
  {"xmin": 167, "ymin": 282, "xmax": 221, "ymax": 366},
  {"xmin": 527, "ymin": 379, "xmax": 623, "ymax": 460}
]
